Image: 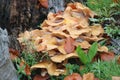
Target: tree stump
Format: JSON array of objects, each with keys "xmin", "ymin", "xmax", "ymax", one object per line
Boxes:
[{"xmin": 0, "ymin": 28, "xmax": 18, "ymax": 80}]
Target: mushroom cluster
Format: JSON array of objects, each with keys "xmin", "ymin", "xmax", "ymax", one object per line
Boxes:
[{"xmin": 17, "ymin": 2, "xmax": 109, "ymax": 76}]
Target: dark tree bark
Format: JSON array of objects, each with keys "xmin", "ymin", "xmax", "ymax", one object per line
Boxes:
[
  {"xmin": 9, "ymin": 0, "xmax": 48, "ymax": 34},
  {"xmin": 0, "ymin": 0, "xmax": 10, "ymax": 29},
  {"xmin": 1, "ymin": 0, "xmax": 65, "ymax": 51}
]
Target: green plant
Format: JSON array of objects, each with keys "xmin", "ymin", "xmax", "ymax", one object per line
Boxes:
[
  {"xmin": 87, "ymin": 0, "xmax": 120, "ymax": 17},
  {"xmin": 65, "ymin": 63, "xmax": 80, "ymax": 75},
  {"xmin": 76, "ymin": 42, "xmax": 98, "ymax": 64},
  {"xmin": 104, "ymin": 25, "xmax": 120, "ymax": 39},
  {"xmin": 21, "ymin": 52, "xmax": 40, "ymax": 66},
  {"xmin": 14, "ymin": 58, "xmax": 32, "ymax": 80},
  {"xmin": 80, "ymin": 59, "xmax": 120, "ymax": 80},
  {"xmin": 87, "ymin": 0, "xmax": 120, "ymax": 29}
]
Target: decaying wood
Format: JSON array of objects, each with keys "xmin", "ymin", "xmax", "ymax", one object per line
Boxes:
[
  {"xmin": 0, "ymin": 28, "xmax": 18, "ymax": 80},
  {"xmin": 9, "ymin": 0, "xmax": 48, "ymax": 52}
]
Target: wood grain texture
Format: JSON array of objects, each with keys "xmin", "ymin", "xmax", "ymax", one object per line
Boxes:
[{"xmin": 0, "ymin": 28, "xmax": 18, "ymax": 80}]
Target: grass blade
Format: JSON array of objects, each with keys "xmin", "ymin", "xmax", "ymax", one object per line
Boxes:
[
  {"xmin": 88, "ymin": 42, "xmax": 98, "ymax": 62},
  {"xmin": 76, "ymin": 46, "xmax": 89, "ymax": 64}
]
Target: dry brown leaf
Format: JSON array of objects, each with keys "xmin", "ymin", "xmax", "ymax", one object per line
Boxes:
[
  {"xmin": 100, "ymin": 52, "xmax": 115, "ymax": 61},
  {"xmin": 31, "ymin": 61, "xmax": 66, "ymax": 76},
  {"xmin": 51, "ymin": 53, "xmax": 78, "ymax": 63},
  {"xmin": 38, "ymin": 0, "xmax": 48, "ymax": 9},
  {"xmin": 25, "ymin": 64, "xmax": 31, "ymax": 75},
  {"xmin": 19, "ymin": 59, "xmax": 31, "ymax": 75},
  {"xmin": 64, "ymin": 37, "xmax": 75, "ymax": 53},
  {"xmin": 9, "ymin": 48, "xmax": 19, "ymax": 60},
  {"xmin": 64, "ymin": 73, "xmax": 82, "ymax": 80},
  {"xmin": 20, "ymin": 59, "xmax": 25, "ymax": 67},
  {"xmin": 83, "ymin": 73, "xmax": 95, "ymax": 80}
]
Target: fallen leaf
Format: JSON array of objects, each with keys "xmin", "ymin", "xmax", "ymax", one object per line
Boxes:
[
  {"xmin": 64, "ymin": 37, "xmax": 75, "ymax": 53},
  {"xmin": 9, "ymin": 48, "xmax": 19, "ymax": 60},
  {"xmin": 100, "ymin": 52, "xmax": 115, "ymax": 61},
  {"xmin": 64, "ymin": 73, "xmax": 82, "ymax": 80},
  {"xmin": 25, "ymin": 64, "xmax": 31, "ymax": 75},
  {"xmin": 20, "ymin": 59, "xmax": 25, "ymax": 67},
  {"xmin": 19, "ymin": 59, "xmax": 31, "ymax": 75},
  {"xmin": 38, "ymin": 0, "xmax": 48, "ymax": 9}
]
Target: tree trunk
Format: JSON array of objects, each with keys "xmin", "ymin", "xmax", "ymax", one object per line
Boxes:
[
  {"xmin": 0, "ymin": 0, "xmax": 85, "ymax": 51},
  {"xmin": 48, "ymin": 0, "xmax": 65, "ymax": 13},
  {"xmin": 8, "ymin": 0, "xmax": 49, "ymax": 52},
  {"xmin": 0, "ymin": 28, "xmax": 18, "ymax": 80}
]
